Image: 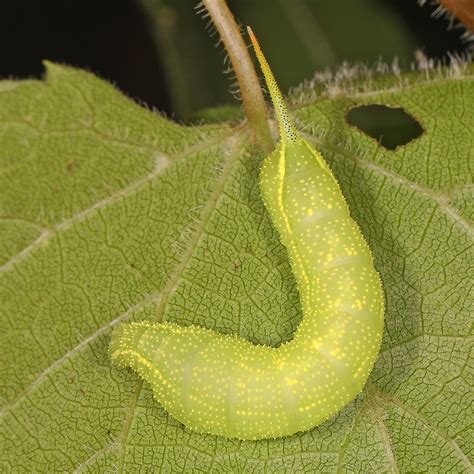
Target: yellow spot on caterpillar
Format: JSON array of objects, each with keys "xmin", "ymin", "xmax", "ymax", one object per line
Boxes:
[{"xmin": 312, "ymin": 338, "xmax": 323, "ymax": 350}]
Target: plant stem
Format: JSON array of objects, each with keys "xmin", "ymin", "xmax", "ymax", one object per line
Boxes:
[{"xmin": 201, "ymin": 0, "xmax": 274, "ymax": 152}]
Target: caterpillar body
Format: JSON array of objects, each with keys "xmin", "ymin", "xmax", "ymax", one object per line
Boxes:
[{"xmin": 110, "ymin": 27, "xmax": 384, "ymax": 440}]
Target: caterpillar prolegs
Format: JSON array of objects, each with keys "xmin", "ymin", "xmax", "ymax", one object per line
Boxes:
[{"xmin": 109, "ymin": 28, "xmax": 384, "ymax": 440}]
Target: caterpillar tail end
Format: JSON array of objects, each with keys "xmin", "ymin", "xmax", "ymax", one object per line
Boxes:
[
  {"xmin": 247, "ymin": 25, "xmax": 299, "ymax": 144},
  {"xmin": 109, "ymin": 321, "xmax": 151, "ymax": 369}
]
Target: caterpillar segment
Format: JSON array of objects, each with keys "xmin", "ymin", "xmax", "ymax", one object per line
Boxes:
[{"xmin": 110, "ymin": 27, "xmax": 384, "ymax": 440}]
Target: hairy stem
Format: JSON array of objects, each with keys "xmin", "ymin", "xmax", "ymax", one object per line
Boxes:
[
  {"xmin": 201, "ymin": 0, "xmax": 274, "ymax": 151},
  {"xmin": 439, "ymin": 0, "xmax": 474, "ymax": 31}
]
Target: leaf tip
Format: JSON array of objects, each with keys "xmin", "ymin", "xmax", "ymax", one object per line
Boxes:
[{"xmin": 41, "ymin": 60, "xmax": 62, "ymax": 82}]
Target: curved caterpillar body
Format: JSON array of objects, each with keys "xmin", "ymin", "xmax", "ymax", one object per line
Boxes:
[{"xmin": 110, "ymin": 28, "xmax": 384, "ymax": 440}]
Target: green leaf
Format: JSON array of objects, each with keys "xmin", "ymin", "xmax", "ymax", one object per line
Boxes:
[{"xmin": 1, "ymin": 62, "xmax": 472, "ymax": 472}]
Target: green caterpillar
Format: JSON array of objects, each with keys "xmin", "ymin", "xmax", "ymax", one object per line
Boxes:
[{"xmin": 109, "ymin": 27, "xmax": 384, "ymax": 440}]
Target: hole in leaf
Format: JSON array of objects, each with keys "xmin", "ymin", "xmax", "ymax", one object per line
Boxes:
[{"xmin": 346, "ymin": 104, "xmax": 424, "ymax": 150}]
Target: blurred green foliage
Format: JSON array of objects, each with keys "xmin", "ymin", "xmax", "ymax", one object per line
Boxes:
[{"xmin": 140, "ymin": 0, "xmax": 416, "ymax": 119}]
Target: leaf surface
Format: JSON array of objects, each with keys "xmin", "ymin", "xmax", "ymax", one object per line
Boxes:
[{"xmin": 0, "ymin": 62, "xmax": 472, "ymax": 472}]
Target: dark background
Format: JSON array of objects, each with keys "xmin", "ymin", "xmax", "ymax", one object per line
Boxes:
[{"xmin": 0, "ymin": 0, "xmax": 469, "ymax": 120}]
